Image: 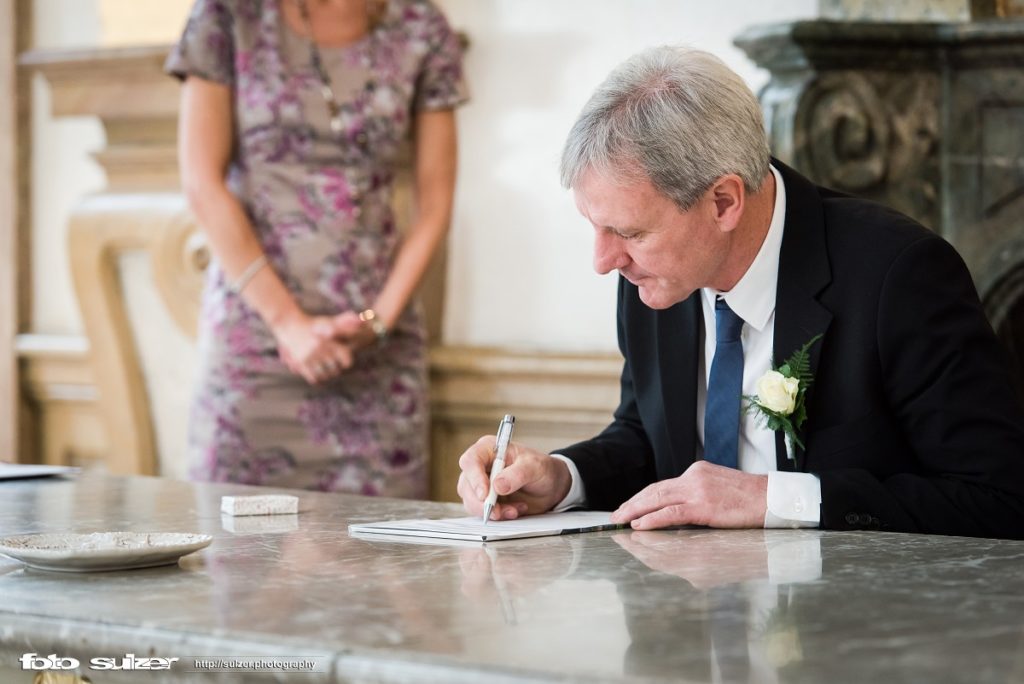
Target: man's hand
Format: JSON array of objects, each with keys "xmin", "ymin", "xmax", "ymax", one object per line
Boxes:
[
  {"xmin": 456, "ymin": 437, "xmax": 572, "ymax": 521},
  {"xmin": 611, "ymin": 461, "xmax": 768, "ymax": 530}
]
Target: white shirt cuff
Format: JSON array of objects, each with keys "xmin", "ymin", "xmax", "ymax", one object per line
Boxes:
[
  {"xmin": 764, "ymin": 471, "xmax": 821, "ymax": 528},
  {"xmin": 549, "ymin": 453, "xmax": 587, "ymax": 511}
]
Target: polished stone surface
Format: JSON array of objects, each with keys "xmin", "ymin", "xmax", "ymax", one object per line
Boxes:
[{"xmin": 2, "ymin": 473, "xmax": 1024, "ymax": 682}]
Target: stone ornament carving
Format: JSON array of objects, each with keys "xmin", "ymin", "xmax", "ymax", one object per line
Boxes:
[
  {"xmin": 793, "ymin": 71, "xmax": 939, "ymax": 228},
  {"xmin": 738, "ymin": 19, "xmax": 1024, "ymax": 401},
  {"xmin": 796, "ymin": 72, "xmax": 890, "ymax": 192},
  {"xmin": 151, "ymin": 214, "xmax": 208, "ymax": 338},
  {"xmin": 978, "ymin": 103, "xmax": 1024, "ymax": 218},
  {"xmin": 68, "ymin": 198, "xmax": 165, "ymax": 476}
]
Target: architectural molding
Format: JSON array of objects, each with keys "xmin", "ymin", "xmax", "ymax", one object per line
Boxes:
[
  {"xmin": 12, "ymin": 333, "xmax": 623, "ymax": 502},
  {"xmin": 428, "ymin": 345, "xmax": 621, "ymax": 501},
  {"xmin": 0, "ymin": 1, "xmax": 26, "ymax": 461},
  {"xmin": 68, "ymin": 194, "xmax": 194, "ymax": 475},
  {"xmin": 19, "ymin": 45, "xmax": 181, "ymax": 193},
  {"xmin": 15, "ymin": 334, "xmax": 105, "ymax": 468}
]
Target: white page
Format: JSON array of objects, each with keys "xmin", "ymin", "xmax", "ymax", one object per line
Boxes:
[
  {"xmin": 349, "ymin": 510, "xmax": 622, "ymax": 542},
  {"xmin": 0, "ymin": 463, "xmax": 80, "ymax": 481}
]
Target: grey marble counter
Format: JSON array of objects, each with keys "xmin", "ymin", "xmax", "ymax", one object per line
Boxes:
[{"xmin": 1, "ymin": 473, "xmax": 1023, "ymax": 683}]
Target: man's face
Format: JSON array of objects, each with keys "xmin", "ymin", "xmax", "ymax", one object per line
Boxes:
[{"xmin": 574, "ymin": 169, "xmax": 731, "ymax": 309}]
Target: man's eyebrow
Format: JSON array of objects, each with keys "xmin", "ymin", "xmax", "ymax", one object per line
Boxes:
[{"xmin": 601, "ymin": 223, "xmax": 640, "ymax": 234}]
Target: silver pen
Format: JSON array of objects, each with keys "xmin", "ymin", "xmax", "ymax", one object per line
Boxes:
[{"xmin": 482, "ymin": 414, "xmax": 515, "ymax": 525}]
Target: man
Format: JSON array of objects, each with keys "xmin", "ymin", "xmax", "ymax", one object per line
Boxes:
[{"xmin": 456, "ymin": 46, "xmax": 1024, "ymax": 538}]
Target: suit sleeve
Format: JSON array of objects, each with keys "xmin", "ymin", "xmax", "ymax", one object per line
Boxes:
[
  {"xmin": 558, "ymin": 277, "xmax": 658, "ymax": 511},
  {"xmin": 817, "ymin": 234, "xmax": 1024, "ymax": 538}
]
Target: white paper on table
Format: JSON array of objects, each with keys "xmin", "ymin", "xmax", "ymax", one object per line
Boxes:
[
  {"xmin": 348, "ymin": 510, "xmax": 622, "ymax": 543},
  {"xmin": 0, "ymin": 463, "xmax": 81, "ymax": 481}
]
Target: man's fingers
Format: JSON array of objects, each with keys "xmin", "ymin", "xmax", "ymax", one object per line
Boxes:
[
  {"xmin": 611, "ymin": 481, "xmax": 674, "ymax": 524},
  {"xmin": 457, "ymin": 438, "xmax": 555, "ymax": 520},
  {"xmin": 458, "ymin": 483, "xmax": 521, "ymax": 521},
  {"xmin": 457, "ymin": 472, "xmax": 501, "ymax": 519},
  {"xmin": 458, "ymin": 437, "xmax": 496, "ymax": 503},
  {"xmin": 490, "ymin": 455, "xmax": 540, "ymax": 497},
  {"xmin": 494, "ymin": 502, "xmax": 523, "ymax": 520},
  {"xmin": 629, "ymin": 504, "xmax": 691, "ymax": 531},
  {"xmin": 456, "ymin": 473, "xmax": 482, "ymax": 515}
]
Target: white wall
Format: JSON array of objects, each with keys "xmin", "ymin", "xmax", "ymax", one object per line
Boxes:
[
  {"xmin": 30, "ymin": 0, "xmax": 106, "ymax": 335},
  {"xmin": 28, "ymin": 1, "xmax": 817, "ymax": 350},
  {"xmin": 435, "ymin": 0, "xmax": 816, "ymax": 352}
]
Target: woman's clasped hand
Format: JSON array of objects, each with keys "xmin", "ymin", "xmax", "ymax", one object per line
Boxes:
[{"xmin": 275, "ymin": 311, "xmax": 380, "ymax": 384}]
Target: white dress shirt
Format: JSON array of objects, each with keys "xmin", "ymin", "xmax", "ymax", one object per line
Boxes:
[{"xmin": 554, "ymin": 166, "xmax": 821, "ymax": 527}]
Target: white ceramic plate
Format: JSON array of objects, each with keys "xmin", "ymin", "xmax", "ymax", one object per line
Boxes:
[{"xmin": 0, "ymin": 532, "xmax": 213, "ymax": 572}]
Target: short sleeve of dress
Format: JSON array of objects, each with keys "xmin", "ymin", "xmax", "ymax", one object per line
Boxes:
[
  {"xmin": 413, "ymin": 2, "xmax": 469, "ymax": 112},
  {"xmin": 165, "ymin": 0, "xmax": 236, "ymax": 86}
]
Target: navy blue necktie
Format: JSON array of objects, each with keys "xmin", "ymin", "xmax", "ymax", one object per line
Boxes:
[{"xmin": 704, "ymin": 299, "xmax": 744, "ymax": 469}]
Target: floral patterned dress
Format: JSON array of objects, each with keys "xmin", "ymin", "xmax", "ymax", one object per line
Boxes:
[{"xmin": 166, "ymin": 0, "xmax": 466, "ymax": 497}]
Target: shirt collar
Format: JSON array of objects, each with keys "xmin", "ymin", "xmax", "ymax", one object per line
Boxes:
[{"xmin": 701, "ymin": 164, "xmax": 786, "ymax": 332}]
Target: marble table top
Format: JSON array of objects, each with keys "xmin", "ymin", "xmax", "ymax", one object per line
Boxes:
[{"xmin": 1, "ymin": 472, "xmax": 1023, "ymax": 683}]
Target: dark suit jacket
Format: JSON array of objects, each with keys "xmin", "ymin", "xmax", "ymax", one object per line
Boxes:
[{"xmin": 560, "ymin": 160, "xmax": 1024, "ymax": 539}]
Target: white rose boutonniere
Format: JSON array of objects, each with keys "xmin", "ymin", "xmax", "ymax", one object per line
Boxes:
[
  {"xmin": 745, "ymin": 334, "xmax": 823, "ymax": 460},
  {"xmin": 755, "ymin": 371, "xmax": 800, "ymax": 415}
]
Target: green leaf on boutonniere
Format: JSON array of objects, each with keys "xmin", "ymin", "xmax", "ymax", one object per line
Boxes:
[{"xmin": 744, "ymin": 334, "xmax": 823, "ymax": 458}]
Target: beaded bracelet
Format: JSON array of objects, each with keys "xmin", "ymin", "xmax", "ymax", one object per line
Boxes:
[{"xmin": 230, "ymin": 255, "xmax": 268, "ymax": 294}]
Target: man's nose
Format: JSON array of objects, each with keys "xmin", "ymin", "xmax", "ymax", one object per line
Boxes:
[{"xmin": 593, "ymin": 230, "xmax": 627, "ymax": 275}]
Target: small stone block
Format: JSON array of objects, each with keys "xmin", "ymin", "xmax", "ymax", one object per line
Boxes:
[{"xmin": 220, "ymin": 495, "xmax": 299, "ymax": 516}]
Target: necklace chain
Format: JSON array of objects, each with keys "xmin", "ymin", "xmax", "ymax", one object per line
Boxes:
[{"xmin": 296, "ymin": 0, "xmax": 344, "ymax": 133}]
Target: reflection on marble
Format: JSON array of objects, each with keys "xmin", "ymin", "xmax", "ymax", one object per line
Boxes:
[
  {"xmin": 1, "ymin": 473, "xmax": 1024, "ymax": 682},
  {"xmin": 220, "ymin": 512, "xmax": 300, "ymax": 536}
]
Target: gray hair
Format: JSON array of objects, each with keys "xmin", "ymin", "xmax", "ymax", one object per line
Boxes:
[{"xmin": 560, "ymin": 46, "xmax": 770, "ymax": 210}]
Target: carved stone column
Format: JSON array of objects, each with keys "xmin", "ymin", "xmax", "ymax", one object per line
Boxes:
[
  {"xmin": 736, "ymin": 17, "xmax": 1024, "ymax": 400},
  {"xmin": 20, "ymin": 46, "xmax": 199, "ymax": 476}
]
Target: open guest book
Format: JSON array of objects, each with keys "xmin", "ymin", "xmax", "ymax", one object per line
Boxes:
[
  {"xmin": 0, "ymin": 463, "xmax": 80, "ymax": 481},
  {"xmin": 348, "ymin": 510, "xmax": 623, "ymax": 543}
]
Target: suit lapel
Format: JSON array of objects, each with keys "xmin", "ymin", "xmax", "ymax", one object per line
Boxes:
[
  {"xmin": 657, "ymin": 293, "xmax": 701, "ymax": 478},
  {"xmin": 772, "ymin": 161, "xmax": 833, "ymax": 472}
]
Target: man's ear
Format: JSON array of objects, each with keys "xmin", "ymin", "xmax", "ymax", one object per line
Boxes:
[{"xmin": 710, "ymin": 175, "xmax": 745, "ymax": 233}]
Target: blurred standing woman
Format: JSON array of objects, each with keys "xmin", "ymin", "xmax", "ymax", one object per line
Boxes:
[{"xmin": 167, "ymin": 0, "xmax": 466, "ymax": 496}]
